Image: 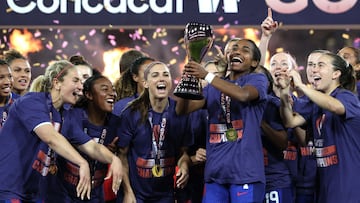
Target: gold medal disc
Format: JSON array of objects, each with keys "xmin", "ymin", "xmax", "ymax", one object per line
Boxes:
[
  {"xmin": 152, "ymin": 165, "xmax": 163, "ymax": 177},
  {"xmin": 226, "ymin": 128, "xmax": 237, "ymax": 142},
  {"xmin": 49, "ymin": 164, "xmax": 58, "ymax": 175}
]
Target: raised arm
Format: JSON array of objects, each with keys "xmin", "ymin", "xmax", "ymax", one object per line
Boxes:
[
  {"xmin": 259, "ymin": 8, "xmax": 278, "ymax": 66},
  {"xmin": 184, "ymin": 61, "xmax": 260, "ymax": 102},
  {"xmin": 289, "ymin": 69, "xmax": 345, "ymax": 115},
  {"xmin": 175, "ymin": 97, "xmax": 205, "ymax": 115},
  {"xmin": 276, "ymin": 71, "xmax": 307, "ymax": 128}
]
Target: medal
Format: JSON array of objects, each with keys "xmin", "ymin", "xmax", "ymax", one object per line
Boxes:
[
  {"xmin": 226, "ymin": 128, "xmax": 237, "ymax": 142},
  {"xmin": 49, "ymin": 164, "xmax": 58, "ymax": 175},
  {"xmin": 152, "ymin": 164, "xmax": 163, "ymax": 177},
  {"xmin": 148, "ymin": 110, "xmax": 167, "ymax": 178}
]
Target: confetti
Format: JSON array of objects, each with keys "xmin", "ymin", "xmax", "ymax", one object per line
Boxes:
[
  {"xmin": 62, "ymin": 41, "xmax": 68, "ymax": 48},
  {"xmin": 80, "ymin": 35, "xmax": 86, "ymax": 41},
  {"xmin": 89, "ymin": 29, "xmax": 96, "ymax": 36},
  {"xmin": 34, "ymin": 30, "xmax": 42, "ymax": 38},
  {"xmin": 171, "ymin": 46, "xmax": 178, "ymax": 52},
  {"xmin": 342, "ymin": 33, "xmax": 350, "ymax": 39},
  {"xmin": 110, "ymin": 39, "xmax": 117, "ymax": 46},
  {"xmin": 161, "ymin": 40, "xmax": 168, "ymax": 45}
]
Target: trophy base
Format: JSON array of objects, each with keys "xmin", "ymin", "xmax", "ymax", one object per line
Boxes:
[{"xmin": 174, "ymin": 91, "xmax": 204, "ymax": 100}]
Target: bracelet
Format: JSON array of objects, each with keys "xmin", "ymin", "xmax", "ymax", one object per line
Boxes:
[{"xmin": 204, "ymin": 72, "xmax": 216, "ymax": 84}]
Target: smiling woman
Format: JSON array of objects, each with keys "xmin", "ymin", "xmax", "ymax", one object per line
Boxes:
[
  {"xmin": 46, "ymin": 74, "xmax": 122, "ymax": 202},
  {"xmin": 3, "ymin": 49, "xmax": 32, "ymax": 96},
  {"xmin": 0, "ymin": 60, "xmax": 93, "ymax": 202},
  {"xmin": 0, "ymin": 59, "xmax": 17, "ymax": 128},
  {"xmin": 117, "ymin": 61, "xmax": 192, "ymax": 202}
]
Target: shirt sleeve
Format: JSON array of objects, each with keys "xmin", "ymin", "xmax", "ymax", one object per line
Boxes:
[
  {"xmin": 62, "ymin": 108, "xmax": 92, "ymax": 145},
  {"xmin": 14, "ymin": 93, "xmax": 51, "ymax": 133},
  {"xmin": 335, "ymin": 90, "xmax": 360, "ymax": 120}
]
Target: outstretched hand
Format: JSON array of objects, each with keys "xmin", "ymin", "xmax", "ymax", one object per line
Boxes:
[
  {"xmin": 104, "ymin": 155, "xmax": 123, "ymax": 195},
  {"xmin": 76, "ymin": 162, "xmax": 91, "ymax": 200}
]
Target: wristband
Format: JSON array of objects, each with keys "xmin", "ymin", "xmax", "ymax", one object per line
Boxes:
[{"xmin": 204, "ymin": 72, "xmax": 216, "ymax": 84}]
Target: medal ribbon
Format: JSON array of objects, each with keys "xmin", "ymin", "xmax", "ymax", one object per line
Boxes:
[
  {"xmin": 221, "ymin": 93, "xmax": 233, "ymax": 129},
  {"xmin": 1, "ymin": 93, "xmax": 15, "ymax": 127},
  {"xmin": 47, "ymin": 93, "xmax": 62, "ymax": 174},
  {"xmin": 148, "ymin": 110, "xmax": 168, "ymax": 163},
  {"xmin": 83, "ymin": 110, "xmax": 108, "ymax": 184}
]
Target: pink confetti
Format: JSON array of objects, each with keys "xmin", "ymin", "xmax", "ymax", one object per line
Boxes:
[
  {"xmin": 161, "ymin": 40, "xmax": 168, "ymax": 45},
  {"xmin": 46, "ymin": 44, "xmax": 52, "ymax": 50},
  {"xmin": 56, "ymin": 49, "xmax": 63, "ymax": 54},
  {"xmin": 53, "ymin": 20, "xmax": 59, "ymax": 24},
  {"xmin": 34, "ymin": 31, "xmax": 41, "ymax": 38},
  {"xmin": 84, "ymin": 40, "xmax": 89, "ymax": 44},
  {"xmin": 142, "ymin": 36, "xmax": 147, "ymax": 41},
  {"xmin": 89, "ymin": 29, "xmax": 96, "ymax": 36},
  {"xmin": 134, "ymin": 32, "xmax": 141, "ymax": 40},
  {"xmin": 110, "ymin": 39, "xmax": 116, "ymax": 46},
  {"xmin": 108, "ymin": 35, "xmax": 115, "ymax": 40},
  {"xmin": 218, "ymin": 16, "xmax": 224, "ymax": 22},
  {"xmin": 234, "ymin": 20, "xmax": 239, "ymax": 25},
  {"xmin": 297, "ymin": 65, "xmax": 304, "ymax": 71},
  {"xmin": 62, "ymin": 41, "xmax": 68, "ymax": 48},
  {"xmin": 223, "ymin": 23, "xmax": 230, "ymax": 29}
]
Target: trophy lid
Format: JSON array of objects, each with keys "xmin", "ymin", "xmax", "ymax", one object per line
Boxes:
[{"xmin": 185, "ymin": 22, "xmax": 213, "ymax": 40}]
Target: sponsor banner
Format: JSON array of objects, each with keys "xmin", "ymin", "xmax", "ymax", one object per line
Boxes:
[{"xmin": 1, "ymin": 0, "xmax": 359, "ymax": 27}]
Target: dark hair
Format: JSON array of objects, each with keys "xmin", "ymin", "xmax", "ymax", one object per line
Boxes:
[
  {"xmin": 68, "ymin": 55, "xmax": 100, "ymax": 76},
  {"xmin": 119, "ymin": 49, "xmax": 145, "ymax": 74},
  {"xmin": 69, "ymin": 55, "xmax": 91, "ymax": 66},
  {"xmin": 325, "ymin": 53, "xmax": 356, "ymax": 93},
  {"xmin": 75, "ymin": 74, "xmax": 108, "ymax": 108},
  {"xmin": 338, "ymin": 46, "xmax": 360, "ymax": 64},
  {"xmin": 0, "ymin": 59, "xmax": 8, "ymax": 66},
  {"xmin": 3, "ymin": 49, "xmax": 27, "ymax": 65},
  {"xmin": 256, "ymin": 65, "xmax": 273, "ymax": 94},
  {"xmin": 246, "ymin": 39, "xmax": 261, "ymax": 65},
  {"xmin": 310, "ymin": 49, "xmax": 331, "ymax": 55},
  {"xmin": 115, "ymin": 56, "xmax": 155, "ymax": 101}
]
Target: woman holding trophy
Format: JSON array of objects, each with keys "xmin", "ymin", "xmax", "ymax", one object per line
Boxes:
[{"xmin": 175, "ymin": 29, "xmax": 268, "ymax": 202}]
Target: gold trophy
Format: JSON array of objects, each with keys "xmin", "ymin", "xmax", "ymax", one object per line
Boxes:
[{"xmin": 174, "ymin": 22, "xmax": 214, "ymax": 100}]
